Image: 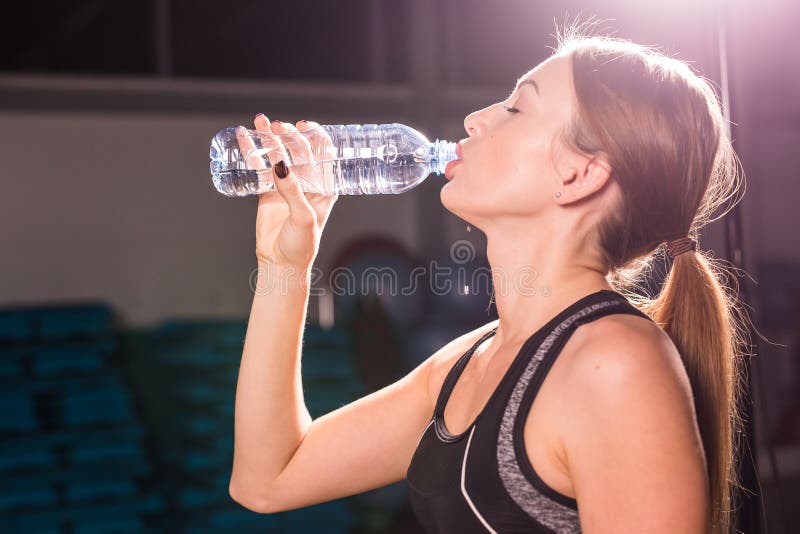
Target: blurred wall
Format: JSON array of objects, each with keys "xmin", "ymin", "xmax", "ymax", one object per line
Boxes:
[
  {"xmin": 1, "ymin": 0, "xmax": 798, "ymax": 336},
  {"xmin": 0, "ymin": 110, "xmax": 423, "ymax": 326}
]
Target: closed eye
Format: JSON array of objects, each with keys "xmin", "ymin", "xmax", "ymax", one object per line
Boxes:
[{"xmin": 503, "ymin": 105, "xmax": 520, "ymax": 114}]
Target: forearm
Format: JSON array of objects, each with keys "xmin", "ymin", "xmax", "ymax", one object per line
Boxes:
[{"xmin": 230, "ymin": 263, "xmax": 314, "ymax": 500}]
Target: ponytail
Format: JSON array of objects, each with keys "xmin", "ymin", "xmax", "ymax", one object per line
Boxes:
[
  {"xmin": 556, "ymin": 30, "xmax": 752, "ymax": 533},
  {"xmin": 637, "ymin": 242, "xmax": 749, "ymax": 533}
]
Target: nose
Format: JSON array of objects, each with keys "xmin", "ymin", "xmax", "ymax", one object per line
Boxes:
[{"xmin": 463, "ymin": 109, "xmax": 483, "ymax": 137}]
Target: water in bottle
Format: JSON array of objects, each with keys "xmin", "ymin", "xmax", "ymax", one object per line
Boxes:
[{"xmin": 209, "ymin": 123, "xmax": 458, "ymax": 196}]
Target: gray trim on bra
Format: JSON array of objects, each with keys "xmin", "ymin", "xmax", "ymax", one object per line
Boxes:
[{"xmin": 496, "ymin": 299, "xmax": 624, "ymax": 534}]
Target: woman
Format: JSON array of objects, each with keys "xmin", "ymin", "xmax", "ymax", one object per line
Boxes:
[{"xmin": 228, "ymin": 30, "xmax": 747, "ymax": 533}]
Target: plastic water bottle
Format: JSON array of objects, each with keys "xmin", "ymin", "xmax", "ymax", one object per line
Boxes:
[{"xmin": 209, "ymin": 123, "xmax": 458, "ymax": 196}]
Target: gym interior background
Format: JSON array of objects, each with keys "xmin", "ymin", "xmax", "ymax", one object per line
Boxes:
[{"xmin": 1, "ymin": 0, "xmax": 797, "ymax": 532}]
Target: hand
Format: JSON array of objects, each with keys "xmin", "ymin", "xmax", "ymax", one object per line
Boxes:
[{"xmin": 236, "ymin": 115, "xmax": 338, "ymax": 272}]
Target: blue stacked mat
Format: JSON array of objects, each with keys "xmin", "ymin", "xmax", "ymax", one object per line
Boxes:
[{"xmin": 0, "ymin": 302, "xmax": 165, "ymax": 533}]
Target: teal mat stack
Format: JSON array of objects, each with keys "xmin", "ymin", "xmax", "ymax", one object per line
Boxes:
[
  {"xmin": 119, "ymin": 319, "xmax": 367, "ymax": 533},
  {"xmin": 0, "ymin": 302, "xmax": 413, "ymax": 533},
  {"xmin": 0, "ymin": 303, "xmax": 165, "ymax": 533}
]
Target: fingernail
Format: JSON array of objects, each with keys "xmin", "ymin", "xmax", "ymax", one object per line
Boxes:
[
  {"xmin": 273, "ymin": 119, "xmax": 282, "ymax": 125},
  {"xmin": 297, "ymin": 120, "xmax": 317, "ymax": 131},
  {"xmin": 255, "ymin": 113, "xmax": 267, "ymax": 121},
  {"xmin": 274, "ymin": 160, "xmax": 288, "ymax": 179}
]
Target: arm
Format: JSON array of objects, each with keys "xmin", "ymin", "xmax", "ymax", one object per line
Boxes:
[
  {"xmin": 228, "ymin": 113, "xmax": 340, "ymax": 511},
  {"xmin": 227, "ymin": 113, "xmax": 491, "ymax": 513},
  {"xmin": 228, "ymin": 263, "xmax": 315, "ymax": 510},
  {"xmin": 229, "ymin": 289, "xmax": 467, "ymax": 513},
  {"xmin": 255, "ymin": 322, "xmax": 498, "ymax": 513},
  {"xmin": 561, "ymin": 325, "xmax": 710, "ymax": 533}
]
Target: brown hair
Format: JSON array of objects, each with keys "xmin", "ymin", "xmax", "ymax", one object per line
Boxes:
[{"xmin": 555, "ymin": 29, "xmax": 751, "ymax": 533}]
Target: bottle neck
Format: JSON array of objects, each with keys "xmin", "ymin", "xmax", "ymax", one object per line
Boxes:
[{"xmin": 425, "ymin": 140, "xmax": 458, "ymax": 175}]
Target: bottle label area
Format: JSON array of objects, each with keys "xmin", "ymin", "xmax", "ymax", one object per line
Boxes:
[{"xmin": 339, "ymin": 144, "xmax": 398, "ymax": 163}]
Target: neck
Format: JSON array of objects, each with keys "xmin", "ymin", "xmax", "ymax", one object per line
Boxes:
[{"xmin": 483, "ymin": 220, "xmax": 613, "ymax": 347}]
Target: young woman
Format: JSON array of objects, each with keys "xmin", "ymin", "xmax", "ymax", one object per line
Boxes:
[{"xmin": 228, "ymin": 31, "xmax": 747, "ymax": 534}]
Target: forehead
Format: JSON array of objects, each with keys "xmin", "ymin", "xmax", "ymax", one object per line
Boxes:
[
  {"xmin": 514, "ymin": 55, "xmax": 576, "ymax": 127},
  {"xmin": 516, "ymin": 55, "xmax": 571, "ymax": 93}
]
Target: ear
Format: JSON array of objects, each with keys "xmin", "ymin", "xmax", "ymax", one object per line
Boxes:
[{"xmin": 554, "ymin": 153, "xmax": 613, "ymax": 205}]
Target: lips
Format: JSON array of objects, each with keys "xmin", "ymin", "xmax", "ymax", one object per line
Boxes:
[
  {"xmin": 444, "ymin": 142, "xmax": 465, "ymax": 179},
  {"xmin": 444, "ymin": 159, "xmax": 462, "ymax": 179}
]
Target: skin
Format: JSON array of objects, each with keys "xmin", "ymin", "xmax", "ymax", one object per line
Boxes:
[{"xmin": 229, "ymin": 54, "xmax": 710, "ymax": 533}]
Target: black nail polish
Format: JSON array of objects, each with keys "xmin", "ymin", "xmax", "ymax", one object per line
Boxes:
[{"xmin": 274, "ymin": 160, "xmax": 288, "ymax": 179}]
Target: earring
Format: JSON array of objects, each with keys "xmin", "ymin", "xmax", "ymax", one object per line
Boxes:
[{"xmin": 554, "ymin": 191, "xmax": 562, "ymax": 198}]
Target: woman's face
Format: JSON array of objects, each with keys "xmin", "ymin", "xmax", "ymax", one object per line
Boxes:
[{"xmin": 441, "ymin": 54, "xmax": 582, "ymax": 227}]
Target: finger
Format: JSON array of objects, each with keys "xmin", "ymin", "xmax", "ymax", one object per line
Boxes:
[
  {"xmin": 251, "ymin": 117, "xmax": 290, "ymax": 184},
  {"xmin": 254, "ymin": 113, "xmax": 271, "ymax": 131},
  {"xmin": 296, "ymin": 120, "xmax": 336, "ymax": 160},
  {"xmin": 253, "ymin": 114, "xmax": 274, "ymax": 184},
  {"xmin": 235, "ymin": 116, "xmax": 281, "ymax": 196},
  {"xmin": 297, "ymin": 120, "xmax": 337, "ymax": 194},
  {"xmin": 297, "ymin": 121, "xmax": 338, "ymax": 223},
  {"xmin": 255, "ymin": 119, "xmax": 316, "ymax": 226},
  {"xmin": 271, "ymin": 120, "xmax": 322, "ymax": 194},
  {"xmin": 235, "ymin": 125, "xmax": 264, "ymax": 177},
  {"xmin": 271, "ymin": 156, "xmax": 317, "ymax": 229},
  {"xmin": 252, "ymin": 115, "xmax": 289, "ymax": 209}
]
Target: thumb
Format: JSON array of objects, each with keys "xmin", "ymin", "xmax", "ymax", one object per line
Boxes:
[{"xmin": 272, "ymin": 159, "xmax": 316, "ymax": 228}]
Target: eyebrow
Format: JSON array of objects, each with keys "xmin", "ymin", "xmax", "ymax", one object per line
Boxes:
[{"xmin": 514, "ymin": 76, "xmax": 540, "ymax": 96}]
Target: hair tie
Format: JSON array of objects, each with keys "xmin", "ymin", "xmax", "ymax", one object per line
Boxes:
[{"xmin": 666, "ymin": 236, "xmax": 697, "ymax": 258}]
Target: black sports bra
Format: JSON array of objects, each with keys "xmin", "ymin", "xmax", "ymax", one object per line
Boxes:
[{"xmin": 406, "ymin": 289, "xmax": 654, "ymax": 533}]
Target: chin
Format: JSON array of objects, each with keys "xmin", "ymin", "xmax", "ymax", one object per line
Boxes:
[
  {"xmin": 440, "ymin": 180, "xmax": 461, "ymax": 215},
  {"xmin": 440, "ymin": 182, "xmax": 483, "ymax": 227}
]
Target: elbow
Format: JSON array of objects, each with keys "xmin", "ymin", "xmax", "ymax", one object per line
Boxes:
[{"xmin": 228, "ymin": 478, "xmax": 275, "ymax": 514}]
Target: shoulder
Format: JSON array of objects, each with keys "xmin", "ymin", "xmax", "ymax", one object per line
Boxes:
[
  {"xmin": 555, "ymin": 314, "xmax": 709, "ymax": 529},
  {"xmin": 561, "ymin": 312, "xmax": 692, "ymax": 401},
  {"xmin": 557, "ymin": 313, "xmax": 696, "ymax": 427}
]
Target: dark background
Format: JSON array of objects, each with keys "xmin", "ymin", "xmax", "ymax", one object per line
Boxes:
[{"xmin": 0, "ymin": 0, "xmax": 797, "ymax": 532}]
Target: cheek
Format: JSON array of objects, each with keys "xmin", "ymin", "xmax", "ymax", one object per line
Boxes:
[
  {"xmin": 439, "ymin": 130, "xmax": 554, "ymax": 214},
  {"xmin": 488, "ymin": 146, "xmax": 555, "ymax": 213},
  {"xmin": 465, "ymin": 134, "xmax": 521, "ymax": 188},
  {"xmin": 439, "ymin": 163, "xmax": 543, "ymax": 218}
]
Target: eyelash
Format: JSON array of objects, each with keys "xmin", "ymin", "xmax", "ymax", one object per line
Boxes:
[{"xmin": 503, "ymin": 105, "xmax": 520, "ymax": 114}]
